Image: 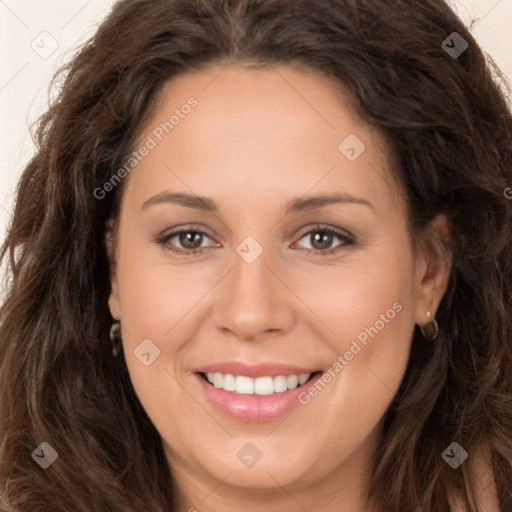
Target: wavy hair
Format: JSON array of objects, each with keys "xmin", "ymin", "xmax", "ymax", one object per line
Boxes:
[{"xmin": 1, "ymin": 0, "xmax": 511, "ymax": 510}]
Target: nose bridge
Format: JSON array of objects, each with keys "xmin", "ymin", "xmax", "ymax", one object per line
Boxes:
[
  {"xmin": 231, "ymin": 236, "xmax": 277, "ymax": 317},
  {"xmin": 233, "ymin": 240, "xmax": 270, "ymax": 299},
  {"xmin": 213, "ymin": 234, "xmax": 294, "ymax": 340}
]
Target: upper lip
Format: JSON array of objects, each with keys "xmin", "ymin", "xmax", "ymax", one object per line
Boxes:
[{"xmin": 193, "ymin": 361, "xmax": 319, "ymax": 378}]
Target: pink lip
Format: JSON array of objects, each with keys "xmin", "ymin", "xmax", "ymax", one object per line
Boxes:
[
  {"xmin": 193, "ymin": 361, "xmax": 318, "ymax": 378},
  {"xmin": 193, "ymin": 371, "xmax": 323, "ymax": 422}
]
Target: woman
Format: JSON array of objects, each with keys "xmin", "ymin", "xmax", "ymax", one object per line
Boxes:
[{"xmin": 1, "ymin": 0, "xmax": 511, "ymax": 511}]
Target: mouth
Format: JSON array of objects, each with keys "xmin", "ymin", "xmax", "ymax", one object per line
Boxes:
[
  {"xmin": 198, "ymin": 371, "xmax": 322, "ymax": 396},
  {"xmin": 193, "ymin": 364, "xmax": 324, "ymax": 422}
]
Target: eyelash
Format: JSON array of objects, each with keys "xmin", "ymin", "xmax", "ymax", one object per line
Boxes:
[{"xmin": 153, "ymin": 224, "xmax": 355, "ymax": 257}]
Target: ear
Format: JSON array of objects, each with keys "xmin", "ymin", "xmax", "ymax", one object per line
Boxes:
[
  {"xmin": 413, "ymin": 214, "xmax": 453, "ymax": 328},
  {"xmin": 105, "ymin": 220, "xmax": 121, "ymax": 320}
]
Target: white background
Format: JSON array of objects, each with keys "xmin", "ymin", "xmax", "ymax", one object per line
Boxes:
[{"xmin": 1, "ymin": 0, "xmax": 511, "ymax": 258}]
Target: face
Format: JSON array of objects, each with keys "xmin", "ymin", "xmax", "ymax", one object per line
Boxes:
[{"xmin": 107, "ymin": 63, "xmax": 451, "ymax": 509}]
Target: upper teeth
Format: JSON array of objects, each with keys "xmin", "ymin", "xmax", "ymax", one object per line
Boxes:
[{"xmin": 205, "ymin": 373, "xmax": 311, "ymax": 395}]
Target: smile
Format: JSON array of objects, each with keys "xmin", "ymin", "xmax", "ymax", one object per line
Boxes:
[
  {"xmin": 202, "ymin": 372, "xmax": 315, "ymax": 395},
  {"xmin": 193, "ymin": 362, "xmax": 323, "ymax": 422}
]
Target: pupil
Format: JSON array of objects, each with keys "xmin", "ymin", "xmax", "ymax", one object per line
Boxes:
[{"xmin": 312, "ymin": 232, "xmax": 332, "ymax": 250}]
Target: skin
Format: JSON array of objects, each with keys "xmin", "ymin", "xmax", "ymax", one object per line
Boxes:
[{"xmin": 106, "ymin": 62, "xmax": 452, "ymax": 512}]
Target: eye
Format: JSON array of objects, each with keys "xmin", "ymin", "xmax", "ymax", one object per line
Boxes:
[
  {"xmin": 292, "ymin": 224, "xmax": 355, "ymax": 256},
  {"xmin": 154, "ymin": 224, "xmax": 355, "ymax": 257},
  {"xmin": 154, "ymin": 226, "xmax": 219, "ymax": 255}
]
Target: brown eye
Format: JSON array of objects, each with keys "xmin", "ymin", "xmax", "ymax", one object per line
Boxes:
[
  {"xmin": 174, "ymin": 231, "xmax": 205, "ymax": 250},
  {"xmin": 155, "ymin": 227, "xmax": 217, "ymax": 255},
  {"xmin": 294, "ymin": 225, "xmax": 355, "ymax": 256}
]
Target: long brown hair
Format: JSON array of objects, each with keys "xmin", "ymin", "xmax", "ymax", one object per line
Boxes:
[{"xmin": 1, "ymin": 1, "xmax": 511, "ymax": 510}]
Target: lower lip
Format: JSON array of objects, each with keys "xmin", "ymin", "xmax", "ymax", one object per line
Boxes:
[{"xmin": 194, "ymin": 373, "xmax": 322, "ymax": 422}]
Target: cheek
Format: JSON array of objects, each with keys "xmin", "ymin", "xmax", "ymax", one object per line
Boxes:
[
  {"xmin": 115, "ymin": 226, "xmax": 213, "ymax": 342},
  {"xmin": 290, "ymin": 236, "xmax": 415, "ymax": 351},
  {"xmin": 115, "ymin": 253, "xmax": 205, "ymax": 445},
  {"xmin": 291, "ymin": 237, "xmax": 416, "ymax": 412}
]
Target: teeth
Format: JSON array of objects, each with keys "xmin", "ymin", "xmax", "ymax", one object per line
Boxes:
[
  {"xmin": 235, "ymin": 375, "xmax": 254, "ymax": 394},
  {"xmin": 287, "ymin": 375, "xmax": 299, "ymax": 389},
  {"xmin": 212, "ymin": 373, "xmax": 223, "ymax": 388},
  {"xmin": 254, "ymin": 376, "xmax": 274, "ymax": 396},
  {"xmin": 298, "ymin": 374, "xmax": 310, "ymax": 385},
  {"xmin": 274, "ymin": 375, "xmax": 288, "ymax": 393},
  {"xmin": 205, "ymin": 372, "xmax": 312, "ymax": 395},
  {"xmin": 223, "ymin": 373, "xmax": 236, "ymax": 392}
]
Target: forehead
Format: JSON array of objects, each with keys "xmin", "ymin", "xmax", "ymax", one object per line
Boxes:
[{"xmin": 122, "ymin": 63, "xmax": 405, "ymax": 220}]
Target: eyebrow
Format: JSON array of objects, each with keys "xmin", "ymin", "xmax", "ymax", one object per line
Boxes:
[{"xmin": 141, "ymin": 191, "xmax": 375, "ymax": 213}]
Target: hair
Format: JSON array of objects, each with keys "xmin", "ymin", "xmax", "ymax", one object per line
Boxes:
[{"xmin": 1, "ymin": 0, "xmax": 511, "ymax": 510}]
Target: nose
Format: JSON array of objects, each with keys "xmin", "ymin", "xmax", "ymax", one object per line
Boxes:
[{"xmin": 212, "ymin": 244, "xmax": 295, "ymax": 342}]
